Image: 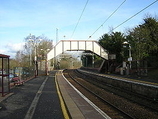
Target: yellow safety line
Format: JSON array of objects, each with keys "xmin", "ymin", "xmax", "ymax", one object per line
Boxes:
[{"xmin": 55, "ymin": 72, "xmax": 70, "ymax": 119}]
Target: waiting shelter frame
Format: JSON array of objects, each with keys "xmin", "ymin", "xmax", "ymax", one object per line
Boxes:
[{"xmin": 0, "ymin": 54, "xmax": 10, "ymax": 96}]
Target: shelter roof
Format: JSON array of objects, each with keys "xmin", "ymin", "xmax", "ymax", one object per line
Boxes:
[{"xmin": 0, "ymin": 54, "xmax": 10, "ymax": 58}]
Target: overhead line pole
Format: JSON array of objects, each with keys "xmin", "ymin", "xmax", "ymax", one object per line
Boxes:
[{"xmin": 56, "ymin": 28, "xmax": 58, "ymax": 44}]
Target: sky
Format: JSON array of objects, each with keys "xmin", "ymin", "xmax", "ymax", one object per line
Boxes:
[{"xmin": 0, "ymin": 0, "xmax": 158, "ymax": 58}]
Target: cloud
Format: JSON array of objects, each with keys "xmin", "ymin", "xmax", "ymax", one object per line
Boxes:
[
  {"xmin": 0, "ymin": 49, "xmax": 7, "ymax": 54},
  {"xmin": 5, "ymin": 42, "xmax": 25, "ymax": 53},
  {"xmin": 0, "ymin": 42, "xmax": 25, "ymax": 58},
  {"xmin": 0, "ymin": 49, "xmax": 14, "ymax": 58}
]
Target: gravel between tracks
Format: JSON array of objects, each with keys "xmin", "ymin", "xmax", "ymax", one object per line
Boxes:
[{"xmin": 64, "ymin": 69, "xmax": 158, "ymax": 119}]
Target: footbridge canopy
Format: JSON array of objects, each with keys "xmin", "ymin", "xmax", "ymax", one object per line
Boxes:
[{"xmin": 47, "ymin": 40, "xmax": 108, "ymax": 60}]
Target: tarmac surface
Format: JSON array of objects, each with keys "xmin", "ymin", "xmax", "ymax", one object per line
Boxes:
[
  {"xmin": 1, "ymin": 69, "xmax": 158, "ymax": 119},
  {"xmin": 0, "ymin": 71, "xmax": 64, "ymax": 119}
]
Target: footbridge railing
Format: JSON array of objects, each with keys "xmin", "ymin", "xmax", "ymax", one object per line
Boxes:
[{"xmin": 47, "ymin": 40, "xmax": 108, "ymax": 60}]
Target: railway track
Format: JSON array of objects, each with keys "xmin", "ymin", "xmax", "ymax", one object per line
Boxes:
[
  {"xmin": 63, "ymin": 69, "xmax": 134, "ymax": 119},
  {"xmin": 76, "ymin": 69, "xmax": 158, "ymax": 112},
  {"xmin": 63, "ymin": 69, "xmax": 158, "ymax": 119}
]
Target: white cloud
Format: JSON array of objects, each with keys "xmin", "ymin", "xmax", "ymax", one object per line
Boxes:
[
  {"xmin": 0, "ymin": 49, "xmax": 14, "ymax": 58},
  {"xmin": 0, "ymin": 42, "xmax": 25, "ymax": 58},
  {"xmin": 0, "ymin": 49, "xmax": 7, "ymax": 54},
  {"xmin": 5, "ymin": 42, "xmax": 25, "ymax": 53}
]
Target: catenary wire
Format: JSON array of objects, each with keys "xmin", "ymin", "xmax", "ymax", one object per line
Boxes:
[
  {"xmin": 88, "ymin": 0, "xmax": 126, "ymax": 39},
  {"xmin": 112, "ymin": 0, "xmax": 158, "ymax": 31},
  {"xmin": 71, "ymin": 0, "xmax": 89, "ymax": 39}
]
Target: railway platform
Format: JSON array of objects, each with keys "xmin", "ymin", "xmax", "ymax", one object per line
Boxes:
[
  {"xmin": 56, "ymin": 70, "xmax": 110, "ymax": 119},
  {"xmin": 0, "ymin": 70, "xmax": 110, "ymax": 119}
]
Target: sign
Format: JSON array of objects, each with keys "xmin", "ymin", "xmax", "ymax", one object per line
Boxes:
[{"xmin": 128, "ymin": 57, "xmax": 132, "ymax": 61}]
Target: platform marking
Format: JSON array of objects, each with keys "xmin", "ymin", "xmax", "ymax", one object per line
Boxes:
[
  {"xmin": 61, "ymin": 71, "xmax": 111, "ymax": 119},
  {"xmin": 55, "ymin": 72, "xmax": 70, "ymax": 119},
  {"xmin": 24, "ymin": 77, "xmax": 48, "ymax": 119},
  {"xmin": 78, "ymin": 69, "xmax": 158, "ymax": 87}
]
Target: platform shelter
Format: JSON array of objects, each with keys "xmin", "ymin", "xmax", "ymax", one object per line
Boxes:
[{"xmin": 0, "ymin": 54, "xmax": 10, "ymax": 96}]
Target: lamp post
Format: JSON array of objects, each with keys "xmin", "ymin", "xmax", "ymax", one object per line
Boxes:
[
  {"xmin": 29, "ymin": 35, "xmax": 42, "ymax": 77},
  {"xmin": 34, "ymin": 44, "xmax": 37, "ymax": 77},
  {"xmin": 123, "ymin": 41, "xmax": 132, "ymax": 69},
  {"xmin": 41, "ymin": 49, "xmax": 50, "ymax": 75}
]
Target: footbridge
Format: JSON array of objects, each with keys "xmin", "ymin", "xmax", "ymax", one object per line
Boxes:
[{"xmin": 47, "ymin": 40, "xmax": 108, "ymax": 60}]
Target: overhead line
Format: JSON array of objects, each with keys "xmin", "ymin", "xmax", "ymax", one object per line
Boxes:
[
  {"xmin": 71, "ymin": 0, "xmax": 89, "ymax": 39},
  {"xmin": 88, "ymin": 0, "xmax": 126, "ymax": 39},
  {"xmin": 112, "ymin": 0, "xmax": 158, "ymax": 31}
]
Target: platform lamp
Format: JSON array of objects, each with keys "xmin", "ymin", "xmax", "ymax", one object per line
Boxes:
[
  {"xmin": 29, "ymin": 35, "xmax": 42, "ymax": 77},
  {"xmin": 123, "ymin": 41, "xmax": 132, "ymax": 69},
  {"xmin": 41, "ymin": 49, "xmax": 50, "ymax": 75}
]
